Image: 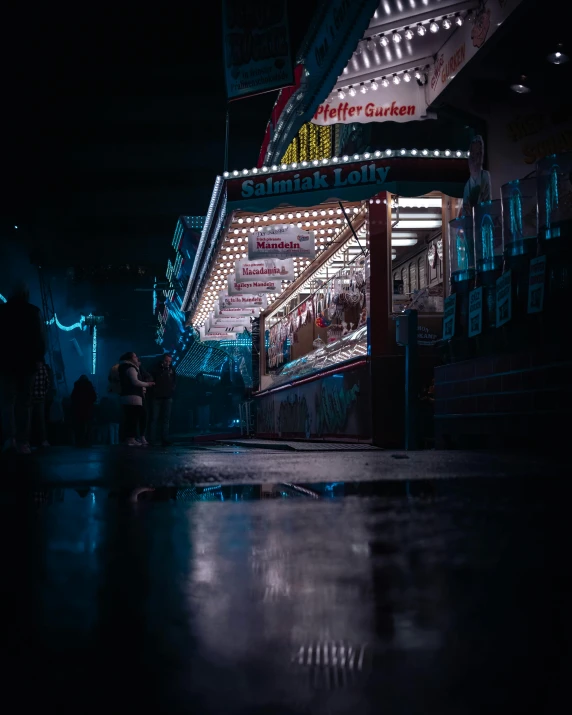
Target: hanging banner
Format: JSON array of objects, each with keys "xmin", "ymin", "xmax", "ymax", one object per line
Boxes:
[
  {"xmin": 442, "ymin": 293, "xmax": 456, "ymax": 340},
  {"xmin": 235, "ymin": 257, "xmax": 295, "ymax": 282},
  {"xmin": 427, "ymin": 0, "xmax": 523, "ymax": 106},
  {"xmin": 468, "ymin": 287, "xmax": 483, "ymax": 338},
  {"xmin": 313, "ymin": 82, "xmax": 430, "ymax": 127},
  {"xmin": 496, "ymin": 271, "xmax": 512, "ymax": 327},
  {"xmin": 248, "ymin": 224, "xmax": 316, "ymax": 259},
  {"xmin": 527, "ymin": 256, "xmax": 546, "ymax": 313},
  {"xmin": 219, "ymin": 292, "xmax": 268, "ymax": 310},
  {"xmin": 214, "ymin": 304, "xmax": 261, "ymax": 318},
  {"xmin": 228, "ymin": 275, "xmax": 281, "ymax": 295},
  {"xmin": 222, "ymin": 0, "xmax": 294, "ymax": 101}
]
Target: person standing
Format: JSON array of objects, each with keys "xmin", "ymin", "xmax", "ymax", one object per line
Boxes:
[
  {"xmin": 150, "ymin": 354, "xmax": 176, "ymax": 446},
  {"xmin": 0, "ymin": 281, "xmax": 46, "ymax": 454},
  {"xmin": 118, "ymin": 352, "xmax": 154, "ymax": 447},
  {"xmin": 70, "ymin": 375, "xmax": 97, "ymax": 446},
  {"xmin": 31, "ymin": 360, "xmax": 51, "ymax": 448}
]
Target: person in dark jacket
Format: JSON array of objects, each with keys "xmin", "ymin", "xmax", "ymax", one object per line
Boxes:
[
  {"xmin": 149, "ymin": 354, "xmax": 176, "ymax": 445},
  {"xmin": 0, "ymin": 281, "xmax": 46, "ymax": 454},
  {"xmin": 70, "ymin": 375, "xmax": 97, "ymax": 446}
]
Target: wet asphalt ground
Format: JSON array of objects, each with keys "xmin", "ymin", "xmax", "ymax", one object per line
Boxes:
[{"xmin": 0, "ymin": 445, "xmax": 569, "ymax": 713}]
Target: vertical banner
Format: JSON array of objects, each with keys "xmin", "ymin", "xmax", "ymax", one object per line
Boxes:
[
  {"xmin": 496, "ymin": 271, "xmax": 512, "ymax": 327},
  {"xmin": 442, "ymin": 293, "xmax": 457, "ymax": 341},
  {"xmin": 468, "ymin": 287, "xmax": 483, "ymax": 337},
  {"xmin": 251, "ymin": 317, "xmax": 260, "ymax": 392},
  {"xmin": 222, "ymin": 1, "xmax": 294, "ymax": 101},
  {"xmin": 528, "ymin": 256, "xmax": 546, "ymax": 313}
]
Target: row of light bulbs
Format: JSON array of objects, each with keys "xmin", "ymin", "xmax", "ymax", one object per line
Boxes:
[
  {"xmin": 224, "ymin": 148, "xmax": 467, "ymax": 179},
  {"xmin": 335, "ymin": 69, "xmax": 427, "ymax": 98},
  {"xmin": 355, "ymin": 13, "xmax": 466, "ymax": 55},
  {"xmin": 235, "ymin": 207, "xmax": 357, "ymax": 223}
]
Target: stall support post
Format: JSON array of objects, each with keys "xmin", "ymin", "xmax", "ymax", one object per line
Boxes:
[{"xmin": 403, "ymin": 309, "xmax": 420, "ymax": 451}]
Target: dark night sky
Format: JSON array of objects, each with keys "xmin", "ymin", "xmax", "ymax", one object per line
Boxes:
[{"xmin": 4, "ymin": 2, "xmax": 319, "ymax": 268}]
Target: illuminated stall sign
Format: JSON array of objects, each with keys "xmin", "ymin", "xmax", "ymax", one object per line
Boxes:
[
  {"xmin": 228, "ymin": 275, "xmax": 281, "ymax": 295},
  {"xmin": 219, "ymin": 292, "xmax": 267, "ymax": 310},
  {"xmin": 312, "ymin": 83, "xmax": 429, "ymax": 126},
  {"xmin": 226, "ymin": 156, "xmax": 467, "ymax": 204},
  {"xmin": 235, "ymin": 257, "xmax": 295, "ymax": 282},
  {"xmin": 248, "ymin": 224, "xmax": 316, "ymax": 259},
  {"xmin": 214, "ymin": 304, "xmax": 261, "ymax": 318}
]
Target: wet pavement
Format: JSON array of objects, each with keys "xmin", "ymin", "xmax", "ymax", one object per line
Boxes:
[{"xmin": 0, "ymin": 447, "xmax": 569, "ymax": 713}]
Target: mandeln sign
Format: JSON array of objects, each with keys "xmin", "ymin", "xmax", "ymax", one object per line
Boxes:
[
  {"xmin": 228, "ymin": 275, "xmax": 281, "ymax": 295},
  {"xmin": 235, "ymin": 257, "xmax": 295, "ymax": 282},
  {"xmin": 248, "ymin": 224, "xmax": 316, "ymax": 259}
]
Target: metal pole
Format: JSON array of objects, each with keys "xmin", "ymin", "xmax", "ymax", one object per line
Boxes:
[
  {"xmin": 224, "ymin": 108, "xmax": 230, "ymax": 172},
  {"xmin": 404, "ymin": 309, "xmax": 419, "ymax": 450}
]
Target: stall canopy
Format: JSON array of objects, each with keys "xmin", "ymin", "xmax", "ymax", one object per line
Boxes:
[
  {"xmin": 182, "ymin": 149, "xmax": 467, "ymax": 319},
  {"xmin": 264, "ymin": 0, "xmax": 524, "ymax": 165}
]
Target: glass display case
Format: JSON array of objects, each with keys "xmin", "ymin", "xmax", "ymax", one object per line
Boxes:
[
  {"xmin": 474, "ymin": 200, "xmax": 503, "ymax": 273},
  {"xmin": 501, "ymin": 177, "xmax": 538, "ymax": 255},
  {"xmin": 537, "ymin": 152, "xmax": 572, "ymax": 241},
  {"xmin": 268, "ymin": 326, "xmax": 368, "ymax": 387},
  {"xmin": 448, "ymin": 214, "xmax": 475, "ymax": 285}
]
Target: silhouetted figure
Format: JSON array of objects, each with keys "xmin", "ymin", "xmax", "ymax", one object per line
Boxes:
[
  {"xmin": 149, "ymin": 353, "xmax": 176, "ymax": 445},
  {"xmin": 31, "ymin": 360, "xmax": 51, "ymax": 448},
  {"xmin": 0, "ymin": 281, "xmax": 46, "ymax": 454},
  {"xmin": 71, "ymin": 375, "xmax": 97, "ymax": 446}
]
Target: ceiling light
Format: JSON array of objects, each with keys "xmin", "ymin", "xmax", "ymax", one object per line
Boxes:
[
  {"xmin": 393, "ymin": 31, "xmax": 402, "ymax": 43},
  {"xmin": 455, "ymin": 14, "xmax": 463, "ymax": 26},
  {"xmin": 366, "ymin": 38, "xmax": 375, "ymax": 52},
  {"xmin": 360, "ymin": 83, "xmax": 368, "ymax": 94},
  {"xmin": 381, "ymin": 77, "xmax": 390, "ymax": 87},
  {"xmin": 417, "ymin": 24, "xmax": 426, "ymax": 36},
  {"xmin": 338, "ymin": 89, "xmax": 345, "ymax": 99},
  {"xmin": 370, "ymin": 80, "xmax": 378, "ymax": 90},
  {"xmin": 403, "ymin": 72, "xmax": 411, "ymax": 82},
  {"xmin": 392, "ymin": 238, "xmax": 418, "ymax": 247},
  {"xmin": 510, "ymin": 77, "xmax": 530, "ymax": 93},
  {"xmin": 393, "ymin": 74, "xmax": 401, "ymax": 84},
  {"xmin": 442, "ymin": 17, "xmax": 452, "ymax": 30},
  {"xmin": 348, "ymin": 86, "xmax": 356, "ymax": 97},
  {"xmin": 429, "ymin": 20, "xmax": 439, "ymax": 33},
  {"xmin": 404, "ymin": 27, "xmax": 414, "ymax": 40},
  {"xmin": 379, "ymin": 35, "xmax": 389, "ymax": 47},
  {"xmin": 548, "ymin": 48, "xmax": 569, "ymax": 64}
]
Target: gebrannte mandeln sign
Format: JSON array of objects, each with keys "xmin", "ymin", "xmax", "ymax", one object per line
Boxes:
[
  {"xmin": 226, "ymin": 156, "xmax": 466, "ymax": 202},
  {"xmin": 248, "ymin": 224, "xmax": 315, "ymax": 259},
  {"xmin": 235, "ymin": 257, "xmax": 295, "ymax": 282},
  {"xmin": 312, "ymin": 83, "xmax": 429, "ymax": 126},
  {"xmin": 219, "ymin": 292, "xmax": 267, "ymax": 309},
  {"xmin": 228, "ymin": 275, "xmax": 281, "ymax": 295}
]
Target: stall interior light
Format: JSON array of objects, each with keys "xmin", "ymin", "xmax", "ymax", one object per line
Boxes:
[
  {"xmin": 391, "ymin": 238, "xmax": 418, "ymax": 247},
  {"xmin": 548, "ymin": 48, "xmax": 569, "ymax": 64}
]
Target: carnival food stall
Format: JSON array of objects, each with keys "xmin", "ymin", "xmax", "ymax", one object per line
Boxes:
[{"xmin": 182, "ymin": 150, "xmax": 467, "ymax": 445}]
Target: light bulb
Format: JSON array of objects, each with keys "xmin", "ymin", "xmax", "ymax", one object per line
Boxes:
[
  {"xmin": 337, "ymin": 89, "xmax": 345, "ymax": 99},
  {"xmin": 370, "ymin": 80, "xmax": 378, "ymax": 90},
  {"xmin": 379, "ymin": 35, "xmax": 389, "ymax": 47},
  {"xmin": 355, "ymin": 43, "xmax": 362, "ymax": 55},
  {"xmin": 442, "ymin": 17, "xmax": 452, "ymax": 30},
  {"xmin": 366, "ymin": 38, "xmax": 374, "ymax": 51},
  {"xmin": 417, "ymin": 24, "xmax": 426, "ymax": 36},
  {"xmin": 360, "ymin": 84, "xmax": 368, "ymax": 94},
  {"xmin": 404, "ymin": 27, "xmax": 414, "ymax": 40},
  {"xmin": 348, "ymin": 86, "xmax": 356, "ymax": 97},
  {"xmin": 429, "ymin": 20, "xmax": 439, "ymax": 33},
  {"xmin": 400, "ymin": 148, "xmax": 406, "ymax": 155},
  {"xmin": 393, "ymin": 31, "xmax": 402, "ymax": 43},
  {"xmin": 393, "ymin": 74, "xmax": 401, "ymax": 85},
  {"xmin": 414, "ymin": 70, "xmax": 422, "ymax": 80},
  {"xmin": 381, "ymin": 77, "xmax": 390, "ymax": 87},
  {"xmin": 422, "ymin": 149, "xmax": 429, "ymax": 155},
  {"xmin": 455, "ymin": 14, "xmax": 463, "ymax": 26},
  {"xmin": 411, "ymin": 149, "xmax": 418, "ymax": 155},
  {"xmin": 403, "ymin": 72, "xmax": 411, "ymax": 82}
]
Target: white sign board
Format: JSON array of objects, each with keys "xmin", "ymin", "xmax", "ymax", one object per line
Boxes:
[
  {"xmin": 235, "ymin": 257, "xmax": 295, "ymax": 282},
  {"xmin": 313, "ymin": 81, "xmax": 429, "ymax": 126},
  {"xmin": 442, "ymin": 293, "xmax": 456, "ymax": 341},
  {"xmin": 468, "ymin": 286, "xmax": 483, "ymax": 338},
  {"xmin": 496, "ymin": 271, "xmax": 512, "ymax": 327},
  {"xmin": 227, "ymin": 275, "xmax": 281, "ymax": 295},
  {"xmin": 214, "ymin": 305, "xmax": 260, "ymax": 318},
  {"xmin": 199, "ymin": 327, "xmax": 237, "ymax": 341},
  {"xmin": 426, "ymin": 0, "xmax": 523, "ymax": 106},
  {"xmin": 219, "ymin": 292, "xmax": 267, "ymax": 310},
  {"xmin": 248, "ymin": 224, "xmax": 315, "ymax": 260},
  {"xmin": 528, "ymin": 256, "xmax": 546, "ymax": 313}
]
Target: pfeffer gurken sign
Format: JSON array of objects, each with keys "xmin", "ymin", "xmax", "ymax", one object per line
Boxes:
[{"xmin": 225, "ymin": 156, "xmax": 466, "ymax": 203}]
